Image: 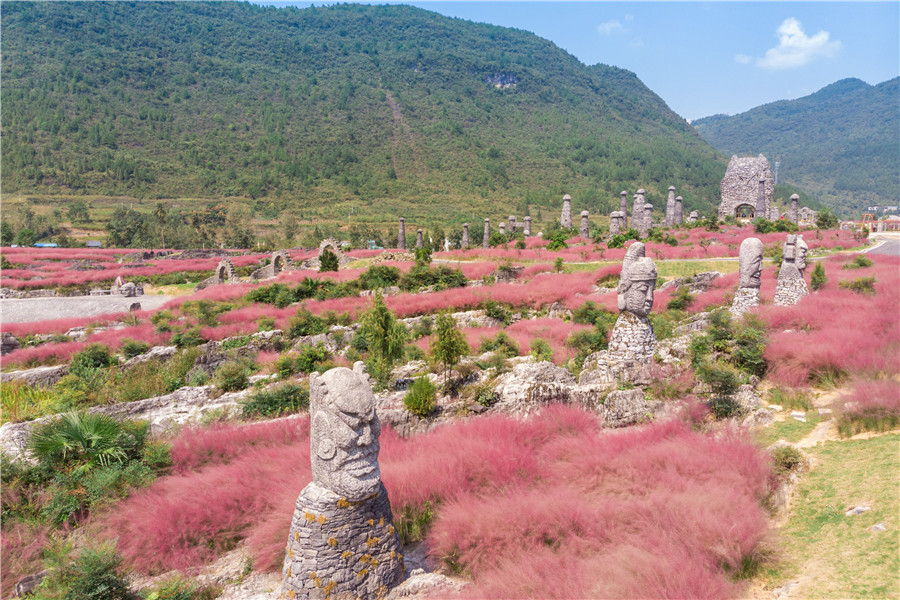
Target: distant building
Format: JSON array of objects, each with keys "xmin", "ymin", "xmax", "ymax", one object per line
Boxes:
[
  {"xmin": 86, "ymin": 241, "xmax": 103, "ymax": 248},
  {"xmin": 33, "ymin": 243, "xmax": 59, "ymax": 248}
]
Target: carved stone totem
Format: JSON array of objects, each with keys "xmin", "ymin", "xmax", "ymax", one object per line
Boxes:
[
  {"xmin": 462, "ymin": 223, "xmax": 469, "ymax": 248},
  {"xmin": 415, "ymin": 229, "xmax": 423, "ymax": 249},
  {"xmin": 687, "ymin": 210, "xmax": 699, "ymax": 224},
  {"xmin": 483, "ymin": 218, "xmax": 490, "ymax": 249},
  {"xmin": 620, "ymin": 191, "xmax": 629, "ymax": 229},
  {"xmin": 524, "ymin": 216, "xmax": 532, "ymax": 237},
  {"xmin": 665, "ymin": 186, "xmax": 676, "ymax": 227},
  {"xmin": 774, "ymin": 234, "xmax": 809, "ymax": 305},
  {"xmin": 281, "ymin": 363, "xmax": 404, "ymax": 600},
  {"xmin": 580, "ymin": 211, "xmax": 590, "ymax": 239},
  {"xmin": 674, "ymin": 196, "xmax": 684, "ymax": 226},
  {"xmin": 608, "ymin": 243, "xmax": 657, "ymax": 360},
  {"xmin": 638, "ymin": 203, "xmax": 652, "ymax": 238},
  {"xmin": 730, "ymin": 237, "xmax": 764, "ymax": 316},
  {"xmin": 398, "ymin": 218, "xmax": 406, "ymax": 251},
  {"xmin": 561, "ymin": 194, "xmax": 572, "ymax": 229}
]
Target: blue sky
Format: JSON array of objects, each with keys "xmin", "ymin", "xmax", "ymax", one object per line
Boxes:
[{"xmin": 257, "ymin": 1, "xmax": 899, "ymax": 121}]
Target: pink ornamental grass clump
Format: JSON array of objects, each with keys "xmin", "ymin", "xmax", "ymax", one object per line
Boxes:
[
  {"xmin": 836, "ymin": 379, "xmax": 900, "ymax": 435},
  {"xmin": 101, "ymin": 406, "xmax": 773, "ymax": 598}
]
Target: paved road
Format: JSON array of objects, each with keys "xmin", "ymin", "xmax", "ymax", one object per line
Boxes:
[
  {"xmin": 867, "ymin": 238, "xmax": 900, "ymax": 257},
  {"xmin": 0, "ymin": 294, "xmax": 174, "ymax": 325}
]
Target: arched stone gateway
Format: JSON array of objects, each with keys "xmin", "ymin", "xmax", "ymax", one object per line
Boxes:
[
  {"xmin": 195, "ymin": 257, "xmax": 239, "ymax": 290},
  {"xmin": 272, "ymin": 250, "xmax": 294, "ymax": 275},
  {"xmin": 299, "ymin": 239, "xmax": 353, "ymax": 270},
  {"xmin": 735, "ymin": 204, "xmax": 756, "ymax": 219},
  {"xmin": 719, "ymin": 155, "xmax": 773, "ymax": 222}
]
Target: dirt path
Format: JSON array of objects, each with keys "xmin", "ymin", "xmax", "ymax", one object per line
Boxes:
[{"xmin": 384, "ymin": 90, "xmax": 423, "ymax": 178}]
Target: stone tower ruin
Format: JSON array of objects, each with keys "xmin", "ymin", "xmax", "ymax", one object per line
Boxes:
[{"xmin": 719, "ymin": 155, "xmax": 774, "ymax": 221}]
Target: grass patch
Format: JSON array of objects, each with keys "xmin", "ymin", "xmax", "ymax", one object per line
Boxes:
[
  {"xmin": 654, "ymin": 259, "xmax": 746, "ymax": 278},
  {"xmin": 754, "ymin": 413, "xmax": 822, "ymax": 447},
  {"xmin": 759, "ymin": 434, "xmax": 899, "ymax": 598}
]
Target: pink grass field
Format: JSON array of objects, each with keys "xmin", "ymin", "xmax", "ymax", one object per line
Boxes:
[
  {"xmin": 97, "ymin": 407, "xmax": 773, "ymax": 598},
  {"xmin": 758, "ymin": 254, "xmax": 900, "ymax": 386},
  {"xmin": 838, "ymin": 379, "xmax": 900, "ymax": 424}
]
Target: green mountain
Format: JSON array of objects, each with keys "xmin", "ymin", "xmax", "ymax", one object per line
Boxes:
[
  {"xmin": 2, "ymin": 1, "xmax": 727, "ymax": 225},
  {"xmin": 693, "ymin": 78, "xmax": 899, "ymax": 217}
]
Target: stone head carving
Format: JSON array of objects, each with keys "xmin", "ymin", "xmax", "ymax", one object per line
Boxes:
[
  {"xmin": 619, "ymin": 257, "xmax": 657, "ymax": 317},
  {"xmin": 796, "ymin": 235, "xmax": 808, "ymax": 271},
  {"xmin": 782, "ymin": 234, "xmax": 797, "ymax": 262},
  {"xmin": 738, "ymin": 237, "xmax": 764, "ymax": 288},
  {"xmin": 310, "ymin": 362, "xmax": 381, "ymax": 501}
]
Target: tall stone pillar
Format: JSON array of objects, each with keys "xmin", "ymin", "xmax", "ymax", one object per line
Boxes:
[
  {"xmin": 789, "ymin": 194, "xmax": 799, "ymax": 224},
  {"xmin": 561, "ymin": 194, "xmax": 572, "ymax": 229},
  {"xmin": 483, "ymin": 218, "xmax": 490, "ymax": 249},
  {"xmin": 674, "ymin": 196, "xmax": 684, "ymax": 225},
  {"xmin": 523, "ymin": 216, "xmax": 532, "ymax": 237},
  {"xmin": 665, "ymin": 186, "xmax": 676, "ymax": 227},
  {"xmin": 755, "ymin": 179, "xmax": 767, "ymax": 220},
  {"xmin": 580, "ymin": 211, "xmax": 590, "ymax": 239},
  {"xmin": 462, "ymin": 223, "xmax": 469, "ymax": 248},
  {"xmin": 730, "ymin": 237, "xmax": 764, "ymax": 316},
  {"xmin": 415, "ymin": 229, "xmax": 423, "ymax": 249},
  {"xmin": 632, "ymin": 190, "xmax": 645, "ymax": 232},
  {"xmin": 508, "ymin": 215, "xmax": 516, "ymax": 234},
  {"xmin": 398, "ymin": 218, "xmax": 406, "ymax": 250},
  {"xmin": 639, "ymin": 204, "xmax": 653, "ymax": 238},
  {"xmin": 620, "ymin": 191, "xmax": 629, "ymax": 229}
]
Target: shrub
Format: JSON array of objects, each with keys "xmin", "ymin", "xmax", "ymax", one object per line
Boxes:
[
  {"xmin": 358, "ymin": 291, "xmax": 407, "ymax": 385},
  {"xmin": 404, "ymin": 377, "xmax": 436, "ymax": 418},
  {"xmin": 530, "ymin": 338, "xmax": 554, "ymax": 362},
  {"xmin": 478, "ymin": 331, "xmax": 520, "ymax": 358},
  {"xmin": 358, "ymin": 265, "xmax": 400, "ymax": 290},
  {"xmin": 59, "ymin": 544, "xmax": 131, "ymax": 600},
  {"xmin": 732, "ymin": 317, "xmax": 768, "ymax": 377},
  {"xmin": 841, "ymin": 254, "xmax": 873, "ymax": 269},
  {"xmin": 815, "ymin": 208, "xmax": 839, "ymax": 229},
  {"xmin": 287, "ymin": 309, "xmax": 328, "ymax": 339},
  {"xmin": 770, "ymin": 445, "xmax": 806, "ymax": 481},
  {"xmin": 0, "ymin": 381, "xmax": 61, "ymax": 424},
  {"xmin": 810, "ymin": 261, "xmax": 827, "ymax": 291},
  {"xmin": 171, "ymin": 327, "xmax": 205, "ymax": 348},
  {"xmin": 295, "ymin": 344, "xmax": 331, "ymax": 373},
  {"xmin": 545, "ymin": 230, "xmax": 568, "ymax": 251},
  {"xmin": 142, "ymin": 575, "xmax": 222, "ymax": 600},
  {"xmin": 607, "ymin": 228, "xmax": 639, "ymax": 248},
  {"xmin": 213, "ymin": 361, "xmax": 251, "ymax": 392},
  {"xmin": 839, "ymin": 276, "xmax": 875, "ymax": 295},
  {"xmin": 69, "ymin": 344, "xmax": 116, "ymax": 379},
  {"xmin": 318, "ymin": 248, "xmax": 339, "ymax": 272},
  {"xmin": 431, "ymin": 312, "xmax": 469, "ymax": 385},
  {"xmin": 553, "ymin": 257, "xmax": 565, "ymax": 272},
  {"xmin": 667, "ymin": 286, "xmax": 694, "ymax": 311},
  {"xmin": 120, "ymin": 338, "xmax": 151, "ymax": 360},
  {"xmin": 29, "ymin": 412, "xmax": 132, "ymax": 469},
  {"xmin": 481, "ymin": 300, "xmax": 512, "ymax": 325},
  {"xmin": 242, "ymin": 383, "xmax": 310, "ymax": 418},
  {"xmin": 565, "ymin": 328, "xmax": 607, "ymax": 369}
]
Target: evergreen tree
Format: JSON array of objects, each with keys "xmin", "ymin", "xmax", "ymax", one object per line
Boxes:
[
  {"xmin": 810, "ymin": 261, "xmax": 827, "ymax": 291},
  {"xmin": 431, "ymin": 311, "xmax": 469, "ymax": 386},
  {"xmin": 358, "ymin": 290, "xmax": 407, "ymax": 386},
  {"xmin": 319, "ymin": 248, "xmax": 339, "ymax": 272}
]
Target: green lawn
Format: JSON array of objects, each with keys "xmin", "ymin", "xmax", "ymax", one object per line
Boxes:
[{"xmin": 760, "ymin": 433, "xmax": 900, "ymax": 598}]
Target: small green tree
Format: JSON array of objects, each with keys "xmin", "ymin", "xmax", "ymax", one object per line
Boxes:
[
  {"xmin": 816, "ymin": 209, "xmax": 839, "ymax": 230},
  {"xmin": 553, "ymin": 257, "xmax": 565, "ymax": 272},
  {"xmin": 358, "ymin": 290, "xmax": 407, "ymax": 385},
  {"xmin": 404, "ymin": 376, "xmax": 436, "ymax": 418},
  {"xmin": 319, "ymin": 248, "xmax": 339, "ymax": 272},
  {"xmin": 431, "ymin": 312, "xmax": 469, "ymax": 385},
  {"xmin": 810, "ymin": 261, "xmax": 827, "ymax": 291}
]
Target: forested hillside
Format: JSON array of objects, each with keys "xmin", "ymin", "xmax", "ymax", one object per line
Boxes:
[
  {"xmin": 693, "ymin": 78, "xmax": 899, "ymax": 217},
  {"xmin": 2, "ymin": 1, "xmax": 727, "ymax": 226}
]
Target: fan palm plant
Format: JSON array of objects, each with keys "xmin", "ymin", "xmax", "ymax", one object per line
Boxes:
[{"xmin": 28, "ymin": 412, "xmax": 127, "ymax": 470}]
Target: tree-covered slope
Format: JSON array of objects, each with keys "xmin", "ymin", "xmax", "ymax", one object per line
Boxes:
[
  {"xmin": 693, "ymin": 78, "xmax": 899, "ymax": 217},
  {"xmin": 2, "ymin": 2, "xmax": 726, "ymax": 222}
]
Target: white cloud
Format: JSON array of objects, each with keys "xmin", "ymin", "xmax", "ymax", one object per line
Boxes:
[
  {"xmin": 598, "ymin": 19, "xmax": 625, "ymax": 35},
  {"xmin": 734, "ymin": 54, "xmax": 752, "ymax": 65},
  {"xmin": 756, "ymin": 18, "xmax": 841, "ymax": 70},
  {"xmin": 629, "ymin": 37, "xmax": 644, "ymax": 48}
]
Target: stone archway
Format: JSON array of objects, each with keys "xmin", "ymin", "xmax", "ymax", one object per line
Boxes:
[
  {"xmin": 271, "ymin": 250, "xmax": 293, "ymax": 275},
  {"xmin": 215, "ymin": 258, "xmax": 236, "ymax": 283},
  {"xmin": 317, "ymin": 238, "xmax": 349, "ymax": 266},
  {"xmin": 735, "ymin": 204, "xmax": 755, "ymax": 219}
]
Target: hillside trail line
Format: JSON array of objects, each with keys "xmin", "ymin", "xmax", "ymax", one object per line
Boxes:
[{"xmin": 384, "ymin": 90, "xmax": 424, "ymax": 179}]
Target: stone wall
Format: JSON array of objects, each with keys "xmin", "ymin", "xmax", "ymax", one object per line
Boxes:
[{"xmin": 719, "ymin": 155, "xmax": 773, "ymax": 221}]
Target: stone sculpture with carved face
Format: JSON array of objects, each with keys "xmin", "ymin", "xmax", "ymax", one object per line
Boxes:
[
  {"xmin": 309, "ymin": 362, "xmax": 381, "ymax": 501},
  {"xmin": 738, "ymin": 237, "xmax": 764, "ymax": 288},
  {"xmin": 620, "ymin": 258, "xmax": 656, "ymax": 317},
  {"xmin": 796, "ymin": 235, "xmax": 808, "ymax": 272}
]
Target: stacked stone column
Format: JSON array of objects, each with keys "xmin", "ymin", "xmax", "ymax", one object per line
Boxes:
[
  {"xmin": 462, "ymin": 223, "xmax": 469, "ymax": 248},
  {"xmin": 508, "ymin": 216, "xmax": 516, "ymax": 234},
  {"xmin": 609, "ymin": 211, "xmax": 625, "ymax": 236},
  {"xmin": 483, "ymin": 219, "xmax": 490, "ymax": 249},
  {"xmin": 789, "ymin": 194, "xmax": 799, "ymax": 224},
  {"xmin": 674, "ymin": 196, "xmax": 684, "ymax": 225},
  {"xmin": 632, "ymin": 191, "xmax": 644, "ymax": 233},
  {"xmin": 580, "ymin": 211, "xmax": 590, "ymax": 239},
  {"xmin": 665, "ymin": 186, "xmax": 676, "ymax": 227},
  {"xmin": 415, "ymin": 229, "xmax": 423, "ymax": 249},
  {"xmin": 561, "ymin": 195, "xmax": 572, "ymax": 229},
  {"xmin": 398, "ymin": 218, "xmax": 406, "ymax": 250},
  {"xmin": 523, "ymin": 216, "xmax": 532, "ymax": 237},
  {"xmin": 620, "ymin": 191, "xmax": 629, "ymax": 229}
]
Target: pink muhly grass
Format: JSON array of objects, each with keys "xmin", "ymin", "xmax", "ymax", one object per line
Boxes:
[
  {"xmin": 87, "ymin": 323, "xmax": 170, "ymax": 349},
  {"xmin": 455, "ymin": 261, "xmax": 498, "ymax": 280},
  {"xmin": 519, "ymin": 263, "xmax": 553, "ymax": 279},
  {"xmin": 1, "ymin": 521, "xmax": 51, "ymax": 598},
  {"xmin": 3, "ymin": 315, "xmax": 118, "ymax": 337},
  {"xmin": 504, "ymin": 318, "xmax": 593, "ymax": 363},
  {"xmin": 837, "ymin": 379, "xmax": 900, "ymax": 433},
  {"xmin": 100, "ymin": 407, "xmax": 772, "ymax": 597},
  {"xmin": 200, "ymin": 322, "xmax": 257, "ymax": 341},
  {"xmin": 1, "ymin": 341, "xmax": 87, "ymax": 367}
]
